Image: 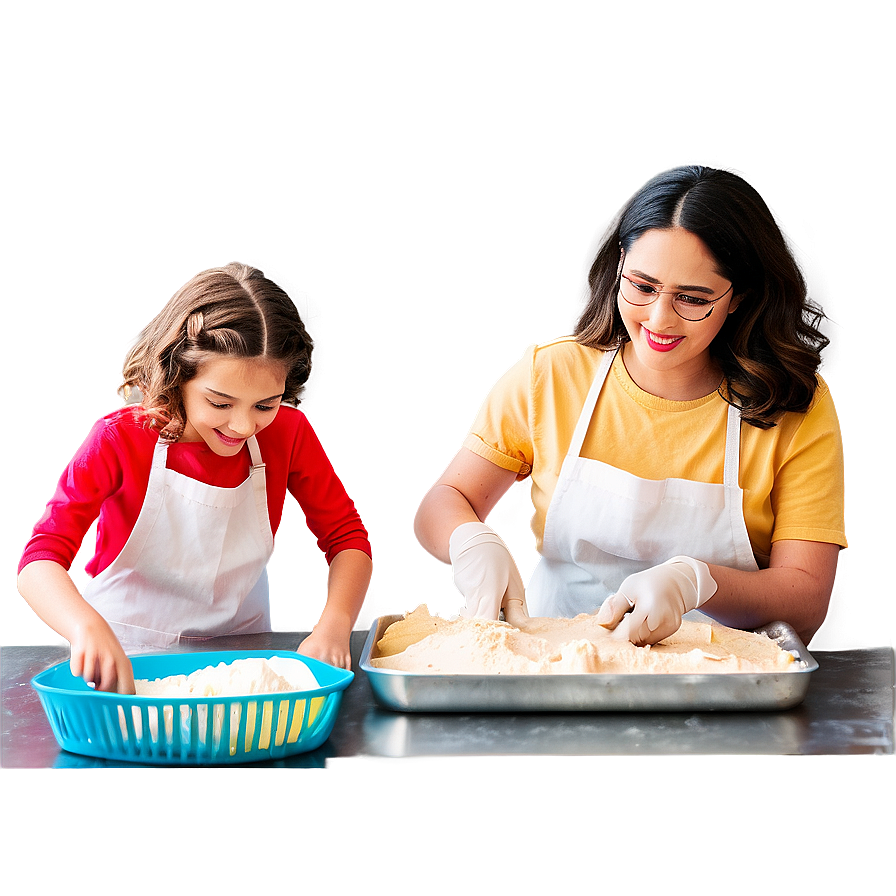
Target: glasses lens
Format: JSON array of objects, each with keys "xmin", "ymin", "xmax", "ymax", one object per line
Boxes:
[
  {"xmin": 619, "ymin": 276, "xmax": 655, "ymax": 306},
  {"xmin": 672, "ymin": 297, "xmax": 714, "ymax": 321}
]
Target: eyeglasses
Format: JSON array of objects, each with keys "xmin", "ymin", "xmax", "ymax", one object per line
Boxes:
[{"xmin": 619, "ymin": 273, "xmax": 734, "ymax": 322}]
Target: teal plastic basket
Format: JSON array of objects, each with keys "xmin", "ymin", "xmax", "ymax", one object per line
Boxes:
[{"xmin": 31, "ymin": 650, "xmax": 353, "ymax": 765}]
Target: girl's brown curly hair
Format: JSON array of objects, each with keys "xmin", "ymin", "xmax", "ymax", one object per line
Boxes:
[{"xmin": 121, "ymin": 263, "xmax": 313, "ymax": 439}]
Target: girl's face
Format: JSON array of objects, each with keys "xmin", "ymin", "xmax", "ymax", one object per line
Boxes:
[
  {"xmin": 180, "ymin": 355, "xmax": 287, "ymax": 456},
  {"xmin": 618, "ymin": 227, "xmax": 740, "ymax": 400}
]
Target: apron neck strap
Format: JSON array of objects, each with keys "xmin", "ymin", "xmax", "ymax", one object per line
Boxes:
[
  {"xmin": 155, "ymin": 434, "xmax": 265, "ymax": 470},
  {"xmin": 567, "ymin": 347, "xmax": 617, "ymax": 458},
  {"xmin": 723, "ymin": 403, "xmax": 742, "ymax": 488},
  {"xmin": 246, "ymin": 435, "xmax": 264, "ymax": 469},
  {"xmin": 567, "ymin": 347, "xmax": 743, "ymax": 486}
]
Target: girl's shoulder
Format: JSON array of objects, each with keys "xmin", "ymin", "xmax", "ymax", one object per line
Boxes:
[
  {"xmin": 83, "ymin": 406, "xmax": 158, "ymax": 452},
  {"xmin": 256, "ymin": 404, "xmax": 314, "ymax": 449}
]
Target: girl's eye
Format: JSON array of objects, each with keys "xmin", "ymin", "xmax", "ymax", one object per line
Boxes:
[
  {"xmin": 255, "ymin": 404, "xmax": 277, "ymax": 412},
  {"xmin": 208, "ymin": 401, "xmax": 230, "ymax": 409},
  {"xmin": 677, "ymin": 294, "xmax": 711, "ymax": 306},
  {"xmin": 634, "ymin": 282, "xmax": 656, "ymax": 295}
]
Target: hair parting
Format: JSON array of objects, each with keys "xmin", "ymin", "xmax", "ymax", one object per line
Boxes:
[{"xmin": 121, "ymin": 263, "xmax": 313, "ymax": 438}]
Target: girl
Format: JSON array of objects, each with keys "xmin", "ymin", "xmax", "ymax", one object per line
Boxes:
[
  {"xmin": 415, "ymin": 166, "xmax": 846, "ymax": 648},
  {"xmin": 18, "ymin": 263, "xmax": 372, "ymax": 693}
]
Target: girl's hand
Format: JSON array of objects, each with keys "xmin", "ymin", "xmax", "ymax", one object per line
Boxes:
[
  {"xmin": 596, "ymin": 556, "xmax": 717, "ymax": 646},
  {"xmin": 69, "ymin": 617, "xmax": 136, "ymax": 694},
  {"xmin": 296, "ymin": 628, "xmax": 351, "ymax": 670},
  {"xmin": 296, "ymin": 548, "xmax": 371, "ymax": 670},
  {"xmin": 17, "ymin": 560, "xmax": 136, "ymax": 693}
]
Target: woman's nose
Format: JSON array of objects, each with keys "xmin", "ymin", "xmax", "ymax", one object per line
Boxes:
[{"xmin": 647, "ymin": 294, "xmax": 681, "ymax": 329}]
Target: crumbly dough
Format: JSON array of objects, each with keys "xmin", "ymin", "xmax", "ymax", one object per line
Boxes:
[
  {"xmin": 121, "ymin": 657, "xmax": 322, "ymax": 753},
  {"xmin": 134, "ymin": 656, "xmax": 319, "ymax": 697},
  {"xmin": 370, "ymin": 605, "xmax": 796, "ymax": 674}
]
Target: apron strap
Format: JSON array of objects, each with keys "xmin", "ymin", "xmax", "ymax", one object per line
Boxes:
[
  {"xmin": 246, "ymin": 435, "xmax": 271, "ymax": 544},
  {"xmin": 246, "ymin": 435, "xmax": 265, "ymax": 470},
  {"xmin": 722, "ymin": 403, "xmax": 742, "ymax": 489},
  {"xmin": 568, "ymin": 348, "xmax": 743, "ymax": 487},
  {"xmin": 567, "ymin": 347, "xmax": 618, "ymax": 459}
]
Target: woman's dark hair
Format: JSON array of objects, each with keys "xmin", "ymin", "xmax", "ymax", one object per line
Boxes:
[
  {"xmin": 121, "ymin": 263, "xmax": 314, "ymax": 438},
  {"xmin": 575, "ymin": 166, "xmax": 829, "ymax": 428}
]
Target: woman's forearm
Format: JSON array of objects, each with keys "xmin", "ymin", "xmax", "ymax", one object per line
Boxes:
[
  {"xmin": 414, "ymin": 449, "xmax": 518, "ymax": 562},
  {"xmin": 702, "ymin": 540, "xmax": 839, "ymax": 644}
]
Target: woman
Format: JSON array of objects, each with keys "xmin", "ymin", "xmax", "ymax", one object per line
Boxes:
[{"xmin": 414, "ymin": 166, "xmax": 845, "ymax": 647}]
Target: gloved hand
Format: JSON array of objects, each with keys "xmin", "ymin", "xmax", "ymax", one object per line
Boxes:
[
  {"xmin": 595, "ymin": 556, "xmax": 718, "ymax": 646},
  {"xmin": 448, "ymin": 522, "xmax": 528, "ymax": 622}
]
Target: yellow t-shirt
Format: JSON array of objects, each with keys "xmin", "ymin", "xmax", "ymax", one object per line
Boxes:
[{"xmin": 463, "ymin": 337, "xmax": 847, "ymax": 565}]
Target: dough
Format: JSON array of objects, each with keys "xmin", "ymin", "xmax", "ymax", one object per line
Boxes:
[
  {"xmin": 120, "ymin": 656, "xmax": 322, "ymax": 753},
  {"xmin": 134, "ymin": 656, "xmax": 319, "ymax": 697},
  {"xmin": 370, "ymin": 605, "xmax": 796, "ymax": 674}
]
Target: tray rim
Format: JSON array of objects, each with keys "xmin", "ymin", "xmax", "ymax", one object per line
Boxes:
[
  {"xmin": 358, "ymin": 613, "xmax": 818, "ymax": 681},
  {"xmin": 359, "ymin": 614, "xmax": 817, "ymax": 713}
]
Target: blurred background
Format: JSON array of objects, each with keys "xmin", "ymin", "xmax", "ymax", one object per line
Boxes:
[{"xmin": 4, "ymin": 1, "xmax": 891, "ymax": 655}]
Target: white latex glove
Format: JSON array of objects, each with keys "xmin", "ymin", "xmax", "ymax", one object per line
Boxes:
[
  {"xmin": 448, "ymin": 522, "xmax": 528, "ymax": 622},
  {"xmin": 595, "ymin": 556, "xmax": 718, "ymax": 646}
]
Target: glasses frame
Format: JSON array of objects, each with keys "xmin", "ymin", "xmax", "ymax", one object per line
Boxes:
[{"xmin": 618, "ymin": 273, "xmax": 734, "ymax": 322}]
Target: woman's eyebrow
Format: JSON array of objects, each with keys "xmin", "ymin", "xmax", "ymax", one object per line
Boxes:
[
  {"xmin": 629, "ymin": 268, "xmax": 716, "ymax": 294},
  {"xmin": 206, "ymin": 388, "xmax": 284, "ymax": 402}
]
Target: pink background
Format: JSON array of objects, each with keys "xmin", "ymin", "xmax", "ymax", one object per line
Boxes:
[{"xmin": 0, "ymin": 0, "xmax": 894, "ymax": 645}]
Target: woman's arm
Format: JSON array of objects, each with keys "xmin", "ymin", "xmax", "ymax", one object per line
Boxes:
[
  {"xmin": 704, "ymin": 539, "xmax": 839, "ymax": 645},
  {"xmin": 600, "ymin": 540, "xmax": 839, "ymax": 647},
  {"xmin": 297, "ymin": 548, "xmax": 372, "ymax": 669},
  {"xmin": 414, "ymin": 448, "xmax": 519, "ymax": 562},
  {"xmin": 16, "ymin": 560, "xmax": 135, "ymax": 693}
]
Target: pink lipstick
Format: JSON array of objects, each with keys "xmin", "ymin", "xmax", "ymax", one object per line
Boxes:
[
  {"xmin": 214, "ymin": 430, "xmax": 246, "ymax": 448},
  {"xmin": 643, "ymin": 327, "xmax": 684, "ymax": 353}
]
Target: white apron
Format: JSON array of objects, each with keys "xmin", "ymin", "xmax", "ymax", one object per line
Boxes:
[
  {"xmin": 527, "ymin": 347, "xmax": 759, "ymax": 617},
  {"xmin": 83, "ymin": 435, "xmax": 274, "ymax": 649}
]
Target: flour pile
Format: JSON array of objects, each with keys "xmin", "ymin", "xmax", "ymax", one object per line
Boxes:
[
  {"xmin": 134, "ymin": 656, "xmax": 319, "ymax": 697},
  {"xmin": 370, "ymin": 605, "xmax": 796, "ymax": 674}
]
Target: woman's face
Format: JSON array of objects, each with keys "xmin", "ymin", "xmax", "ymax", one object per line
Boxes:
[
  {"xmin": 618, "ymin": 227, "xmax": 740, "ymax": 400},
  {"xmin": 180, "ymin": 355, "xmax": 287, "ymax": 456}
]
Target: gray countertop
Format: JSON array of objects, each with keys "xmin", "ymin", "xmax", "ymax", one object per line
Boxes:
[
  {"xmin": 2, "ymin": 631, "xmax": 893, "ymax": 767},
  {"xmin": 0, "ymin": 632, "xmax": 896, "ymax": 896}
]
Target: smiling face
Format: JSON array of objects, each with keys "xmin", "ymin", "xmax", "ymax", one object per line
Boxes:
[
  {"xmin": 618, "ymin": 227, "xmax": 740, "ymax": 400},
  {"xmin": 179, "ymin": 355, "xmax": 287, "ymax": 455}
]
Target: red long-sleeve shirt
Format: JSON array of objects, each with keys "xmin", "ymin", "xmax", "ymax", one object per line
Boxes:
[{"xmin": 19, "ymin": 405, "xmax": 371, "ymax": 577}]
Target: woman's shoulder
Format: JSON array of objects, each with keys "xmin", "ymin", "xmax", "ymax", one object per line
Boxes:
[
  {"xmin": 746, "ymin": 374, "xmax": 839, "ymax": 447},
  {"xmin": 528, "ymin": 336, "xmax": 609, "ymax": 382}
]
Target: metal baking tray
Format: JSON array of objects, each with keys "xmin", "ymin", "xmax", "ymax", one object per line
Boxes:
[{"xmin": 360, "ymin": 615, "xmax": 817, "ymax": 712}]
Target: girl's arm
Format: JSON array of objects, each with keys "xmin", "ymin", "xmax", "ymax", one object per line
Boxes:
[
  {"xmin": 16, "ymin": 560, "xmax": 135, "ymax": 694},
  {"xmin": 703, "ymin": 539, "xmax": 839, "ymax": 645},
  {"xmin": 414, "ymin": 448, "xmax": 518, "ymax": 562},
  {"xmin": 297, "ymin": 548, "xmax": 372, "ymax": 669}
]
